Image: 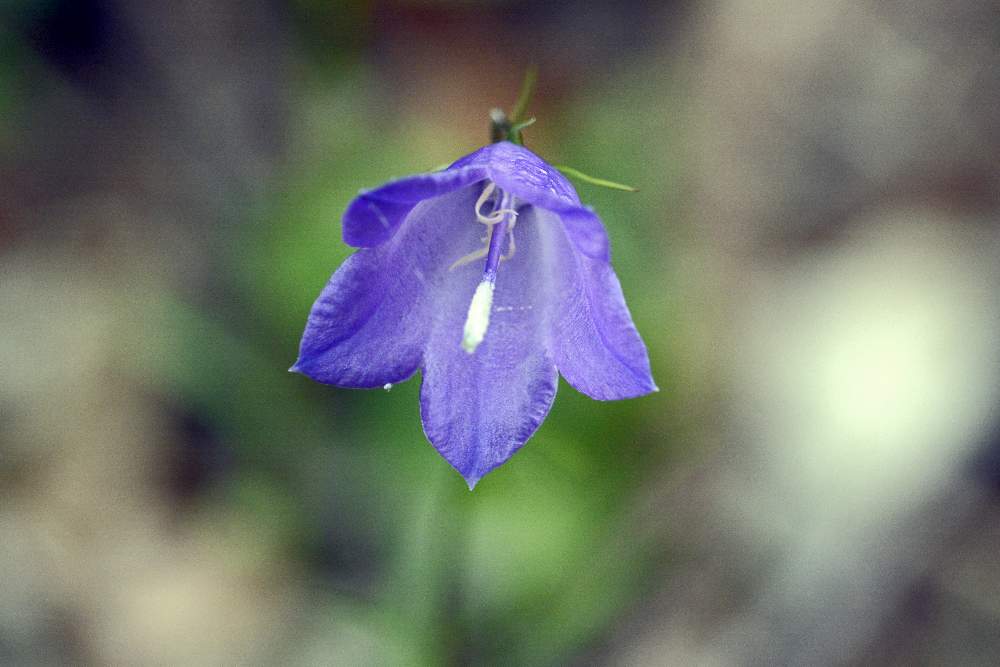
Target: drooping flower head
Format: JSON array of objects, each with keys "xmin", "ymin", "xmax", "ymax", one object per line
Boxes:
[{"xmin": 292, "ymin": 111, "xmax": 656, "ymax": 488}]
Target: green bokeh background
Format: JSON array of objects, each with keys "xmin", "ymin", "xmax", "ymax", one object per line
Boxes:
[{"xmin": 5, "ymin": 1, "xmax": 999, "ymax": 664}]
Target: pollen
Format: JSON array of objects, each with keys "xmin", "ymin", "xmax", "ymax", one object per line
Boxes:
[{"xmin": 462, "ymin": 280, "xmax": 495, "ymax": 354}]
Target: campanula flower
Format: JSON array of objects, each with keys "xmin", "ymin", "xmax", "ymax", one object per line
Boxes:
[{"xmin": 292, "ymin": 140, "xmax": 656, "ymax": 488}]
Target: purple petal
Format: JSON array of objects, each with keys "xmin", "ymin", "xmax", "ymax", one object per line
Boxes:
[
  {"xmin": 419, "ymin": 206, "xmax": 559, "ymax": 488},
  {"xmin": 294, "ymin": 185, "xmax": 484, "ymax": 387},
  {"xmin": 343, "ymin": 166, "xmax": 487, "ymax": 248},
  {"xmin": 451, "ymin": 142, "xmax": 581, "ymax": 208},
  {"xmin": 557, "ymin": 206, "xmax": 610, "ymax": 261},
  {"xmin": 452, "ymin": 142, "xmax": 609, "ymax": 260},
  {"xmin": 533, "ymin": 207, "xmax": 657, "ymax": 400}
]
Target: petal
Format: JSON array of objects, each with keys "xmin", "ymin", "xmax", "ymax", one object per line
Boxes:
[
  {"xmin": 419, "ymin": 207, "xmax": 558, "ymax": 488},
  {"xmin": 534, "ymin": 208, "xmax": 657, "ymax": 400},
  {"xmin": 558, "ymin": 206, "xmax": 611, "ymax": 261},
  {"xmin": 294, "ymin": 185, "xmax": 485, "ymax": 387},
  {"xmin": 343, "ymin": 166, "xmax": 487, "ymax": 248},
  {"xmin": 455, "ymin": 141, "xmax": 609, "ymax": 260},
  {"xmin": 452, "ymin": 142, "xmax": 581, "ymax": 208}
]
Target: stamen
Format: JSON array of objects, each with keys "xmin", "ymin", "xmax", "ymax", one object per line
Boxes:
[
  {"xmin": 450, "ymin": 246, "xmax": 488, "ymax": 270},
  {"xmin": 501, "ymin": 212, "xmax": 518, "ymax": 260},
  {"xmin": 474, "ymin": 182, "xmax": 496, "ymax": 220},
  {"xmin": 450, "ymin": 226, "xmax": 494, "ymax": 270},
  {"xmin": 475, "ymin": 182, "xmax": 518, "ymax": 226},
  {"xmin": 477, "ymin": 207, "xmax": 518, "ymax": 226},
  {"xmin": 452, "ymin": 182, "xmax": 517, "ymax": 270}
]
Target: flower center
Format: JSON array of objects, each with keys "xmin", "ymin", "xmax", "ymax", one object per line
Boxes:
[{"xmin": 457, "ymin": 181, "xmax": 518, "ymax": 354}]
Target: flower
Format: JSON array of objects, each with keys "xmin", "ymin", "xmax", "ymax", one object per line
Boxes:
[{"xmin": 292, "ymin": 141, "xmax": 656, "ymax": 488}]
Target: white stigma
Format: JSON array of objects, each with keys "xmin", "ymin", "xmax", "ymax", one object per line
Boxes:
[{"xmin": 462, "ymin": 281, "xmax": 495, "ymax": 354}]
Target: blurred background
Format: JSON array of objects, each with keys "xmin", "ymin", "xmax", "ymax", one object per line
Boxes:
[{"xmin": 2, "ymin": 0, "xmax": 999, "ymax": 664}]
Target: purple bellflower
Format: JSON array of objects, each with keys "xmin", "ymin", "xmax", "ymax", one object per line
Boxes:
[{"xmin": 292, "ymin": 140, "xmax": 656, "ymax": 488}]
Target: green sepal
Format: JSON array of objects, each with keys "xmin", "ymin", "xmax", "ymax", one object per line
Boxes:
[
  {"xmin": 554, "ymin": 165, "xmax": 639, "ymax": 192},
  {"xmin": 510, "ymin": 65, "xmax": 538, "ymax": 124},
  {"xmin": 507, "ymin": 117, "xmax": 536, "ymax": 146}
]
